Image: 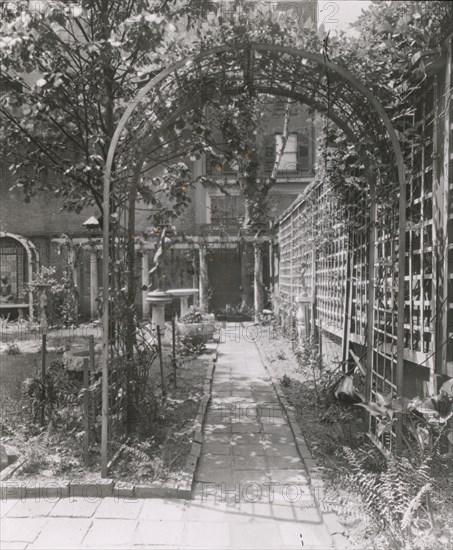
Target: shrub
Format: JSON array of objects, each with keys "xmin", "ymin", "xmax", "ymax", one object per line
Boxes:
[
  {"xmin": 179, "ymin": 306, "xmax": 203, "ymax": 324},
  {"xmin": 6, "ymin": 342, "xmax": 20, "ymax": 355},
  {"xmin": 22, "ymin": 360, "xmax": 82, "ymax": 426},
  {"xmin": 179, "ymin": 333, "xmax": 206, "ymax": 356},
  {"xmin": 20, "ymin": 445, "xmax": 50, "ymax": 475}
]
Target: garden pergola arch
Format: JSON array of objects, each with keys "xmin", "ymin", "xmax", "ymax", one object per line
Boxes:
[{"xmin": 100, "ymin": 42, "xmax": 407, "ymax": 475}]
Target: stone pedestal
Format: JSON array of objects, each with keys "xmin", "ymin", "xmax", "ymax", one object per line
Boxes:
[{"xmin": 146, "ymin": 290, "xmax": 172, "ymax": 335}]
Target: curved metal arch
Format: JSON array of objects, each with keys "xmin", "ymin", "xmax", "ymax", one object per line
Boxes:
[
  {"xmin": 100, "ymin": 42, "xmax": 407, "ymax": 474},
  {"xmin": 1, "ymin": 231, "xmax": 33, "ymax": 258},
  {"xmin": 105, "ymin": 43, "xmax": 404, "ymax": 191},
  {"xmin": 133, "ymin": 86, "xmax": 366, "ymax": 171}
]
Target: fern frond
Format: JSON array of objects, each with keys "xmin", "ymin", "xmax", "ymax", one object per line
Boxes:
[{"xmin": 401, "ymin": 483, "xmax": 431, "ymax": 531}]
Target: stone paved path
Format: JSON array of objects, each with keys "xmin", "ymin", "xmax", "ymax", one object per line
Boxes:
[{"xmin": 1, "ymin": 328, "xmax": 337, "ymax": 549}]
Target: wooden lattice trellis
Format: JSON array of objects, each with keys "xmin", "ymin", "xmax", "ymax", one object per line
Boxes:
[{"xmin": 276, "ymin": 38, "xmax": 453, "ymax": 452}]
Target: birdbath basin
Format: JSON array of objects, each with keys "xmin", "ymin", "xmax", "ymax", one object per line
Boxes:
[
  {"xmin": 167, "ymin": 288, "xmax": 199, "ymax": 318},
  {"xmin": 146, "ymin": 290, "xmax": 172, "ymax": 335}
]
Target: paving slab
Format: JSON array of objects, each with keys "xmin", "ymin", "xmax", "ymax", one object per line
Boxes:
[
  {"xmin": 183, "ymin": 500, "xmax": 241, "ymax": 522},
  {"xmin": 252, "ymin": 392, "xmax": 278, "ymax": 400},
  {"xmin": 203, "ymin": 433, "xmax": 231, "ymax": 444},
  {"xmin": 260, "ymin": 416, "xmax": 287, "ymax": 426},
  {"xmin": 231, "ymin": 444, "xmax": 265, "ymax": 457},
  {"xmin": 231, "ymin": 423, "xmax": 262, "ymax": 434},
  {"xmin": 231, "ymin": 433, "xmax": 263, "ymax": 446},
  {"xmin": 262, "ymin": 424, "xmax": 293, "ymax": 435},
  {"xmin": 232, "ymin": 470, "xmax": 271, "ymax": 485},
  {"xmin": 229, "ymin": 522, "xmax": 283, "ymax": 549},
  {"xmin": 233, "ymin": 455, "xmax": 266, "ymax": 470},
  {"xmin": 201, "ymin": 443, "xmax": 232, "ymax": 455},
  {"xmin": 197, "ymin": 454, "xmax": 234, "ymax": 471},
  {"xmin": 49, "ymin": 497, "xmax": 100, "ymax": 517},
  {"xmin": 82, "ymin": 518, "xmax": 138, "ymax": 548},
  {"xmin": 229, "ymin": 500, "xmax": 275, "ymax": 523},
  {"xmin": 271, "ymin": 484, "xmax": 314, "ymax": 505},
  {"xmin": 267, "ymin": 455, "xmax": 303, "ymax": 470},
  {"xmin": 94, "ymin": 497, "xmax": 143, "ymax": 519},
  {"xmin": 1, "ymin": 517, "xmax": 49, "ymax": 544},
  {"xmin": 264, "ymin": 444, "xmax": 300, "ymax": 457},
  {"xmin": 0, "ymin": 499, "xmax": 18, "ymax": 517},
  {"xmin": 268, "ymin": 469, "xmax": 309, "ymax": 485},
  {"xmin": 183, "ymin": 521, "xmax": 230, "ymax": 548},
  {"xmin": 204, "ymin": 423, "xmax": 232, "ymax": 435},
  {"xmin": 5, "ymin": 499, "xmax": 57, "ymax": 517},
  {"xmin": 135, "ymin": 520, "xmax": 185, "ymax": 546},
  {"xmin": 211, "ymin": 390, "xmax": 232, "ymax": 398},
  {"xmin": 278, "ymin": 521, "xmax": 333, "ymax": 548},
  {"xmin": 268, "ymin": 500, "xmax": 322, "ymax": 523},
  {"xmin": 205, "ymin": 412, "xmax": 232, "ymax": 424},
  {"xmin": 212, "ymin": 375, "xmax": 233, "ymax": 382},
  {"xmin": 195, "ymin": 467, "xmax": 234, "ymax": 485},
  {"xmin": 230, "ymin": 390, "xmax": 254, "ymax": 398},
  {"xmin": 263, "ymin": 433, "xmax": 297, "ymax": 446},
  {"xmin": 139, "ymin": 498, "xmax": 186, "ymax": 521},
  {"xmin": 234, "ymin": 407, "xmax": 259, "ymax": 420}
]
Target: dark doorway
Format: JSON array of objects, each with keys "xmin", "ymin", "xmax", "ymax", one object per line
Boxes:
[{"xmin": 207, "ymin": 246, "xmax": 242, "ymax": 313}]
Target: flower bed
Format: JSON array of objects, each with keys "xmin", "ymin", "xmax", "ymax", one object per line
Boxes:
[{"xmin": 1, "ymin": 337, "xmax": 216, "ymax": 495}]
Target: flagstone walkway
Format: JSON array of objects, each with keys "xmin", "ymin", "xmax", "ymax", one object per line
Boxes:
[{"xmin": 1, "ymin": 327, "xmax": 340, "ymax": 549}]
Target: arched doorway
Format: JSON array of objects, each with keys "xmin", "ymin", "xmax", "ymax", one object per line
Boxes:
[{"xmin": 0, "ymin": 232, "xmax": 39, "ymax": 319}]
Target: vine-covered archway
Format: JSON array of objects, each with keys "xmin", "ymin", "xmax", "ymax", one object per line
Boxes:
[{"xmin": 99, "ymin": 41, "xmax": 407, "ymax": 474}]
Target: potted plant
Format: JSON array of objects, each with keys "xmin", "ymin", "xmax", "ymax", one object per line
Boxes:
[{"xmin": 177, "ymin": 306, "xmax": 216, "ymax": 343}]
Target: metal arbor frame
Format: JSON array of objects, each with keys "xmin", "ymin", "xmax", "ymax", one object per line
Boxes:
[{"xmin": 100, "ymin": 42, "xmax": 406, "ymax": 475}]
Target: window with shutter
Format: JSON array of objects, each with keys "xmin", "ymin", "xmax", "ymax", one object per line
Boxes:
[{"xmin": 297, "ymin": 134, "xmax": 310, "ymax": 172}]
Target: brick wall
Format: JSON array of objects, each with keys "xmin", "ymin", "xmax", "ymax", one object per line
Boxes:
[{"xmin": 0, "ymin": 163, "xmax": 96, "ymax": 238}]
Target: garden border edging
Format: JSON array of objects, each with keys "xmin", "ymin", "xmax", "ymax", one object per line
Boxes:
[{"xmin": 0, "ymin": 344, "xmax": 218, "ymax": 502}]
